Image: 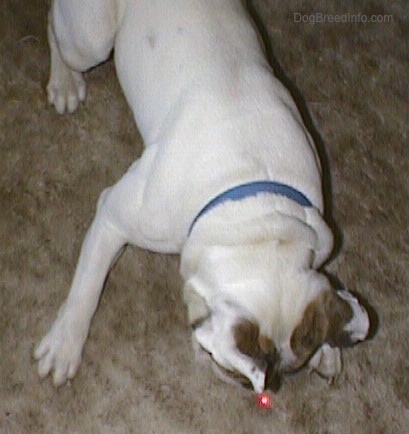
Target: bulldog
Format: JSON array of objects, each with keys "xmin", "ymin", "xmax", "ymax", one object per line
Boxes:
[{"xmin": 35, "ymin": 0, "xmax": 370, "ymax": 393}]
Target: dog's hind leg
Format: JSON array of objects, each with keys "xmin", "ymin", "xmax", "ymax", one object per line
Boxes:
[{"xmin": 47, "ymin": 0, "xmax": 118, "ymax": 114}]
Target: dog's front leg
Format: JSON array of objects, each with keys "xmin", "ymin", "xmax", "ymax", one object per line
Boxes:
[
  {"xmin": 47, "ymin": 0, "xmax": 117, "ymax": 114},
  {"xmin": 47, "ymin": 17, "xmax": 86, "ymax": 115},
  {"xmin": 35, "ymin": 205, "xmax": 126, "ymax": 386}
]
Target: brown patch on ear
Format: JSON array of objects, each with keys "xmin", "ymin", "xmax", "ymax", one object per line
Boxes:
[
  {"xmin": 325, "ymin": 292, "xmax": 354, "ymax": 347},
  {"xmin": 234, "ymin": 320, "xmax": 264, "ymax": 360},
  {"xmin": 291, "ymin": 292, "xmax": 330, "ymax": 361},
  {"xmin": 291, "ymin": 291, "xmax": 355, "ymax": 362},
  {"xmin": 233, "ymin": 320, "xmax": 281, "ymax": 392}
]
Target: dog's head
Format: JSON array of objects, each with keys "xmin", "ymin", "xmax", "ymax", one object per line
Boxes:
[
  {"xmin": 184, "ymin": 280, "xmax": 369, "ymax": 393},
  {"xmin": 181, "ymin": 206, "xmax": 369, "ymax": 392}
]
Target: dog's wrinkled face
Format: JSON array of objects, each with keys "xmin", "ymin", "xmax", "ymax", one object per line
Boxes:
[{"xmin": 192, "ymin": 289, "xmax": 369, "ymax": 392}]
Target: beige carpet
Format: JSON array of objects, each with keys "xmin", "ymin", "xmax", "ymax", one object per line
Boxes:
[{"xmin": 1, "ymin": 0, "xmax": 408, "ymax": 432}]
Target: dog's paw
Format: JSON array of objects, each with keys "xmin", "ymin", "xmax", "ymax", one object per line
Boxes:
[
  {"xmin": 47, "ymin": 67, "xmax": 86, "ymax": 115},
  {"xmin": 34, "ymin": 304, "xmax": 88, "ymax": 386},
  {"xmin": 308, "ymin": 343, "xmax": 341, "ymax": 382}
]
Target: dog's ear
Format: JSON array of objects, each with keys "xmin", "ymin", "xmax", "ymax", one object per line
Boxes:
[
  {"xmin": 233, "ymin": 320, "xmax": 281, "ymax": 392},
  {"xmin": 326, "ymin": 290, "xmax": 370, "ymax": 347},
  {"xmin": 324, "ymin": 290, "xmax": 354, "ymax": 347},
  {"xmin": 291, "ymin": 293, "xmax": 329, "ymax": 362},
  {"xmin": 291, "ymin": 290, "xmax": 370, "ymax": 361}
]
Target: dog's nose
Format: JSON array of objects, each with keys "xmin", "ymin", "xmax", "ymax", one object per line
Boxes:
[{"xmin": 264, "ymin": 354, "xmax": 282, "ymax": 392}]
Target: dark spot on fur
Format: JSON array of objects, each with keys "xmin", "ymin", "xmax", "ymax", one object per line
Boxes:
[{"xmin": 146, "ymin": 34, "xmax": 156, "ymax": 49}]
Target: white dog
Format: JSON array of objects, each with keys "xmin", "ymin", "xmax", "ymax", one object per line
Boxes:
[{"xmin": 35, "ymin": 0, "xmax": 370, "ymax": 393}]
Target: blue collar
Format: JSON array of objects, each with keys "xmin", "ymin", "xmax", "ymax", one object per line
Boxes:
[{"xmin": 188, "ymin": 180, "xmax": 313, "ymax": 235}]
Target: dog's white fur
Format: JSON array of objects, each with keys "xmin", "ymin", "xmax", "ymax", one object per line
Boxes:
[{"xmin": 35, "ymin": 0, "xmax": 369, "ymax": 392}]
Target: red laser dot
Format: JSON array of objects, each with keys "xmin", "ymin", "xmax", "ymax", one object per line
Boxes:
[{"xmin": 257, "ymin": 393, "xmax": 273, "ymax": 409}]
